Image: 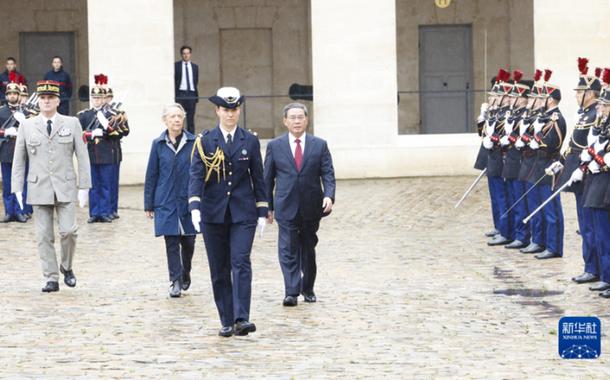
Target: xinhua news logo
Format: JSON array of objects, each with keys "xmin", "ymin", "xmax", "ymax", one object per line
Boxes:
[{"xmin": 558, "ymin": 316, "xmax": 601, "ymax": 359}]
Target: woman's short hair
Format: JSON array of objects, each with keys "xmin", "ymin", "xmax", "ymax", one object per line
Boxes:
[{"xmin": 161, "ymin": 103, "xmax": 186, "ymax": 122}]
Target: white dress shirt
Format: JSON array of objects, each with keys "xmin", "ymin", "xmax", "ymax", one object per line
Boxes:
[
  {"xmin": 220, "ymin": 125, "xmax": 238, "ymax": 144},
  {"xmin": 289, "ymin": 132, "xmax": 306, "ymax": 158},
  {"xmin": 179, "ymin": 61, "xmax": 195, "ymax": 92},
  {"xmin": 41, "ymin": 113, "xmax": 58, "ymax": 129}
]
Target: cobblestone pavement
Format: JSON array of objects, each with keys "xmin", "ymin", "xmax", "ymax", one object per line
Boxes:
[{"xmin": 1, "ymin": 177, "xmax": 610, "ymax": 379}]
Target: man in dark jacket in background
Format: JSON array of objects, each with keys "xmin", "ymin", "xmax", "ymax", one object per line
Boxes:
[{"xmin": 43, "ymin": 56, "xmax": 73, "ymax": 115}]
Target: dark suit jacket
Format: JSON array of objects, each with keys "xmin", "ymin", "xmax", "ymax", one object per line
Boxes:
[
  {"xmin": 188, "ymin": 126, "xmax": 268, "ymax": 223},
  {"xmin": 174, "ymin": 61, "xmax": 199, "ymax": 102},
  {"xmin": 264, "ymin": 133, "xmax": 336, "ymax": 221}
]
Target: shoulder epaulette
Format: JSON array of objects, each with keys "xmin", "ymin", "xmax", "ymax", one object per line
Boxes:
[{"xmin": 247, "ymin": 128, "xmax": 258, "ymax": 137}]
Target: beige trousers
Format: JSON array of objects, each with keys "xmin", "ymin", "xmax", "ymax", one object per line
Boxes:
[{"xmin": 33, "ymin": 202, "xmax": 78, "ymax": 282}]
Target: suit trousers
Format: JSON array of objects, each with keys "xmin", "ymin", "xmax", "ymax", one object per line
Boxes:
[
  {"xmin": 176, "ymin": 90, "xmax": 197, "ymax": 134},
  {"xmin": 202, "ymin": 211, "xmax": 256, "ymax": 327},
  {"xmin": 277, "ymin": 216, "xmax": 321, "ymax": 296},
  {"xmin": 163, "ymin": 235, "xmax": 195, "ymax": 284},
  {"xmin": 33, "ymin": 201, "xmax": 77, "ymax": 282},
  {"xmin": 575, "ymin": 192, "xmax": 598, "ymax": 276}
]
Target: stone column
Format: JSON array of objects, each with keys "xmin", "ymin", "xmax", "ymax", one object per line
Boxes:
[{"xmin": 87, "ymin": 0, "xmax": 175, "ymax": 184}]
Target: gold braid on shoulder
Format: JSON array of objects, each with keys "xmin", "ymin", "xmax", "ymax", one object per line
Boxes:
[{"xmin": 191, "ymin": 135, "xmax": 226, "ymax": 183}]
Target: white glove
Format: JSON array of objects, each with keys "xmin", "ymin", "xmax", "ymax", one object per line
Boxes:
[
  {"xmin": 257, "ymin": 217, "xmax": 266, "ymax": 238},
  {"xmin": 529, "ymin": 140, "xmax": 540, "ymax": 150},
  {"xmin": 545, "ymin": 161, "xmax": 564, "ymax": 176},
  {"xmin": 96, "ymin": 111, "xmax": 110, "ymax": 130},
  {"xmin": 533, "ymin": 118, "xmax": 546, "ymax": 134},
  {"xmin": 91, "ymin": 128, "xmax": 104, "ymax": 138},
  {"xmin": 485, "ymin": 120, "xmax": 495, "ymax": 137},
  {"xmin": 588, "ymin": 160, "xmax": 601, "ymax": 174},
  {"xmin": 500, "ymin": 135, "xmax": 510, "ymax": 146},
  {"xmin": 580, "ymin": 149, "xmax": 593, "ymax": 163},
  {"xmin": 477, "ymin": 103, "xmax": 489, "ymax": 123},
  {"xmin": 482, "ymin": 136, "xmax": 493, "ymax": 149},
  {"xmin": 191, "ymin": 210, "xmax": 201, "ymax": 233},
  {"xmin": 14, "ymin": 191, "xmax": 23, "ymax": 210},
  {"xmin": 515, "ymin": 138, "xmax": 525, "ymax": 149},
  {"xmin": 13, "ymin": 111, "xmax": 26, "ymax": 124},
  {"xmin": 3, "ymin": 126, "xmax": 17, "ymax": 137},
  {"xmin": 594, "ymin": 139, "xmax": 609, "ymax": 152},
  {"xmin": 505, "ymin": 119, "xmax": 515, "ymax": 135},
  {"xmin": 78, "ymin": 189, "xmax": 88, "ymax": 208},
  {"xmin": 569, "ymin": 168, "xmax": 584, "ymax": 184}
]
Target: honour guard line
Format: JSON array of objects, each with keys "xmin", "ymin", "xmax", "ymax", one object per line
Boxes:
[{"xmin": 462, "ymin": 57, "xmax": 610, "ymax": 299}]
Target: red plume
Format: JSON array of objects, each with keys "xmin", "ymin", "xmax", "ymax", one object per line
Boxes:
[
  {"xmin": 595, "ymin": 67, "xmax": 602, "ymax": 78},
  {"xmin": 8, "ymin": 71, "xmax": 16, "ymax": 83},
  {"xmin": 495, "ymin": 68, "xmax": 504, "ymax": 83},
  {"xmin": 513, "ymin": 70, "xmax": 523, "ymax": 83},
  {"xmin": 94, "ymin": 74, "xmax": 102, "ymax": 85},
  {"xmin": 544, "ymin": 69, "xmax": 553, "ymax": 82},
  {"xmin": 603, "ymin": 68, "xmax": 610, "ymax": 86},
  {"xmin": 577, "ymin": 57, "xmax": 589, "ymax": 75},
  {"xmin": 533, "ymin": 69, "xmax": 542, "ymax": 82},
  {"xmin": 504, "ymin": 70, "xmax": 511, "ymax": 82},
  {"xmin": 101, "ymin": 74, "xmax": 108, "ymax": 85}
]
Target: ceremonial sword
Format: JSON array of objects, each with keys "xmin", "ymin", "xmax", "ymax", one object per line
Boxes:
[
  {"xmin": 454, "ymin": 168, "xmax": 487, "ymax": 208},
  {"xmin": 500, "ymin": 172, "xmax": 547, "ymax": 218},
  {"xmin": 522, "ymin": 180, "xmax": 572, "ymax": 224}
]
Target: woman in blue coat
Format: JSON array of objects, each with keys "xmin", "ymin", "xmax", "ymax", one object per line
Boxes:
[{"xmin": 144, "ymin": 104, "xmax": 196, "ymax": 298}]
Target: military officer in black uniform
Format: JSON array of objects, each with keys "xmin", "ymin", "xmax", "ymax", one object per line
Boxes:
[{"xmin": 188, "ymin": 87, "xmax": 268, "ymax": 337}]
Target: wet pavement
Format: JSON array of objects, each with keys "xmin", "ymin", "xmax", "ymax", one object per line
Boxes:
[{"xmin": 1, "ymin": 177, "xmax": 609, "ymax": 378}]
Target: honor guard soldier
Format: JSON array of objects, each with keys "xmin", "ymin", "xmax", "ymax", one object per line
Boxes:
[
  {"xmin": 103, "ymin": 85, "xmax": 129, "ymax": 219},
  {"xmin": 188, "ymin": 87, "xmax": 268, "ymax": 337},
  {"xmin": 474, "ymin": 76, "xmax": 499, "ymax": 238},
  {"xmin": 484, "ymin": 69, "xmax": 515, "ymax": 246},
  {"xmin": 572, "ymin": 68, "xmax": 610, "ymax": 295},
  {"xmin": 525, "ymin": 70, "xmax": 566, "ymax": 260},
  {"xmin": 0, "ymin": 80, "xmax": 31, "ymax": 222},
  {"xmin": 555, "ymin": 58, "xmax": 601, "ymax": 283},
  {"xmin": 501, "ymin": 71, "xmax": 534, "ymax": 249},
  {"xmin": 78, "ymin": 74, "xmax": 115, "ymax": 223}
]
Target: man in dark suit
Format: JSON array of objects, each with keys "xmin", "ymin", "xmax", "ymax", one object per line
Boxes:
[
  {"xmin": 174, "ymin": 45, "xmax": 199, "ymax": 134},
  {"xmin": 264, "ymin": 102, "xmax": 336, "ymax": 307},
  {"xmin": 188, "ymin": 87, "xmax": 268, "ymax": 337}
]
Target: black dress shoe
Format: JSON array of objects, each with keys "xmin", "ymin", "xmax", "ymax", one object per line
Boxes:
[
  {"xmin": 572, "ymin": 272, "xmax": 599, "ymax": 284},
  {"xmin": 218, "ymin": 326, "xmax": 234, "ymax": 337},
  {"xmin": 87, "ymin": 216, "xmax": 98, "ymax": 223},
  {"xmin": 505, "ymin": 240, "xmax": 527, "ymax": 249},
  {"xmin": 235, "ymin": 320, "xmax": 256, "ymax": 336},
  {"xmin": 589, "ymin": 282, "xmax": 610, "ymax": 291},
  {"xmin": 60, "ymin": 267, "xmax": 77, "ymax": 287},
  {"xmin": 535, "ymin": 250, "xmax": 561, "ymax": 260},
  {"xmin": 487, "ymin": 235, "xmax": 512, "ymax": 246},
  {"xmin": 303, "ymin": 293, "xmax": 317, "ymax": 303},
  {"xmin": 182, "ymin": 273, "xmax": 191, "ymax": 291},
  {"xmin": 283, "ymin": 295, "xmax": 298, "ymax": 306},
  {"xmin": 599, "ymin": 289, "xmax": 610, "ymax": 298},
  {"xmin": 15, "ymin": 214, "xmax": 28, "ymax": 223},
  {"xmin": 42, "ymin": 281, "xmax": 59, "ymax": 292},
  {"xmin": 520, "ymin": 243, "xmax": 544, "ymax": 254},
  {"xmin": 98, "ymin": 216, "xmax": 113, "ymax": 223},
  {"xmin": 485, "ymin": 228, "xmax": 499, "ymax": 237},
  {"xmin": 24, "ymin": 213, "xmax": 32, "ymax": 220},
  {"xmin": 169, "ymin": 281, "xmax": 181, "ymax": 298}
]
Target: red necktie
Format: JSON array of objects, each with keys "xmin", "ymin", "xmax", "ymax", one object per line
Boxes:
[{"xmin": 294, "ymin": 138, "xmax": 303, "ymax": 171}]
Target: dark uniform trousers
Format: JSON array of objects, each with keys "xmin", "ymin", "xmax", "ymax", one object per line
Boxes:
[
  {"xmin": 592, "ymin": 209, "xmax": 610, "ymax": 283},
  {"xmin": 575, "ymin": 192, "xmax": 598, "ymax": 275},
  {"xmin": 89, "ymin": 164, "xmax": 113, "ymax": 217},
  {"xmin": 277, "ymin": 215, "xmax": 320, "ymax": 297},
  {"xmin": 508, "ymin": 179, "xmax": 530, "ymax": 243},
  {"xmin": 202, "ymin": 208, "xmax": 256, "ymax": 327}
]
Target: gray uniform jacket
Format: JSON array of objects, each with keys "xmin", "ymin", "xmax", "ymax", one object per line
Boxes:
[{"xmin": 11, "ymin": 113, "xmax": 91, "ymax": 205}]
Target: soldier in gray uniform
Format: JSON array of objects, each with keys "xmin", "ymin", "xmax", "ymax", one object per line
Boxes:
[{"xmin": 11, "ymin": 80, "xmax": 91, "ymax": 292}]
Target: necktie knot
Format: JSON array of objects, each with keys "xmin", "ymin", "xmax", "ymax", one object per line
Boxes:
[
  {"xmin": 227, "ymin": 133, "xmax": 233, "ymax": 145},
  {"xmin": 295, "ymin": 138, "xmax": 301, "ymax": 144}
]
